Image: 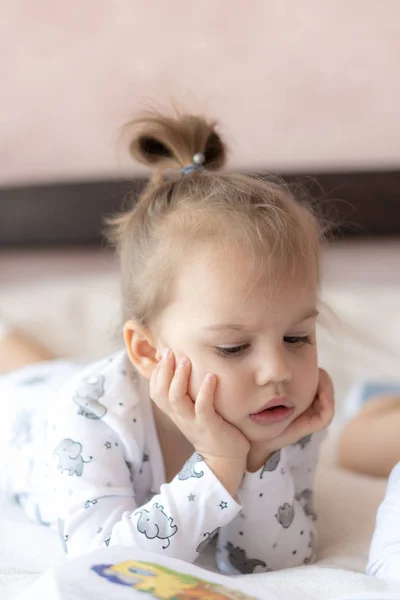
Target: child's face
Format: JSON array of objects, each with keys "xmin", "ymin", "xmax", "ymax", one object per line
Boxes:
[{"xmin": 152, "ymin": 244, "xmax": 319, "ymax": 445}]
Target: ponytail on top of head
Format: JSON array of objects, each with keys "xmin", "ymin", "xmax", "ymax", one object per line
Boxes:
[{"xmin": 128, "ymin": 112, "xmax": 226, "ymax": 181}]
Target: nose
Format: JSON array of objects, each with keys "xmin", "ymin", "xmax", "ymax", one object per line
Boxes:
[{"xmin": 255, "ymin": 346, "xmax": 292, "ymax": 387}]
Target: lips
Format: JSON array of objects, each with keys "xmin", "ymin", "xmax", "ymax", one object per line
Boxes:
[
  {"xmin": 249, "ymin": 396, "xmax": 295, "ymax": 425},
  {"xmin": 257, "ymin": 396, "xmax": 294, "ymax": 412}
]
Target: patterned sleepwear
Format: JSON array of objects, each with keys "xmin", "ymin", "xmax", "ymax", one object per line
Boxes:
[{"xmin": 0, "ymin": 350, "xmax": 325, "ymax": 574}]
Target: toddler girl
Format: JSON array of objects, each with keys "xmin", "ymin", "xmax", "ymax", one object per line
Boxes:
[{"xmin": 0, "ymin": 110, "xmax": 334, "ymax": 574}]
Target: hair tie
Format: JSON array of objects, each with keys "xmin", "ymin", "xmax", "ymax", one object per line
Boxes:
[{"xmin": 181, "ymin": 152, "xmax": 205, "ymax": 176}]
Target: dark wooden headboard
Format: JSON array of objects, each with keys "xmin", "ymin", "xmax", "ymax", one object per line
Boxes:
[{"xmin": 1, "ymin": 170, "xmax": 400, "ymax": 246}]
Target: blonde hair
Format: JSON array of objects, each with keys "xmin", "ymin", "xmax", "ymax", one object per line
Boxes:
[{"xmin": 108, "ymin": 110, "xmax": 322, "ymax": 325}]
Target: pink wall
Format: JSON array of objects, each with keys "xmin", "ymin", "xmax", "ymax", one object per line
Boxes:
[{"xmin": 1, "ymin": 0, "xmax": 400, "ymax": 185}]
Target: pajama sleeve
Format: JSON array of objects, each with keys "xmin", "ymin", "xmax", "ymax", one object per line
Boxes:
[
  {"xmin": 367, "ymin": 461, "xmax": 400, "ymax": 581},
  {"xmin": 51, "ymin": 418, "xmax": 241, "ymax": 560},
  {"xmin": 109, "ymin": 452, "xmax": 242, "ymax": 561},
  {"xmin": 46, "ymin": 356, "xmax": 241, "ymax": 560},
  {"xmin": 215, "ymin": 431, "xmax": 327, "ymax": 574}
]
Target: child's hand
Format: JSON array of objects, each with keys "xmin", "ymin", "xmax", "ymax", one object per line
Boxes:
[
  {"xmin": 150, "ymin": 349, "xmax": 250, "ymax": 496},
  {"xmin": 277, "ymin": 367, "xmax": 335, "ymax": 446},
  {"xmin": 248, "ymin": 368, "xmax": 335, "ymax": 471}
]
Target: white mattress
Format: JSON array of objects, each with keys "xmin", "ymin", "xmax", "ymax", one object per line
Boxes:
[{"xmin": 1, "ymin": 249, "xmax": 400, "ymax": 598}]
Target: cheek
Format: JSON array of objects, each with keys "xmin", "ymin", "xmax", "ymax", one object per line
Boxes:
[{"xmin": 187, "ymin": 359, "xmax": 242, "ymax": 418}]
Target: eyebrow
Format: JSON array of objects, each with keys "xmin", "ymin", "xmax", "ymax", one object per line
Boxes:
[
  {"xmin": 204, "ymin": 324, "xmax": 246, "ymax": 332},
  {"xmin": 204, "ymin": 310, "xmax": 319, "ymax": 333},
  {"xmin": 298, "ymin": 309, "xmax": 319, "ymax": 321}
]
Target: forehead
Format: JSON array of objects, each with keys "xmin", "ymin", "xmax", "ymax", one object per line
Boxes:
[{"xmin": 169, "ymin": 244, "xmax": 318, "ymax": 320}]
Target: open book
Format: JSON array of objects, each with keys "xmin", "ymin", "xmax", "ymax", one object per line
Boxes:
[
  {"xmin": 13, "ymin": 546, "xmax": 277, "ymax": 600},
  {"xmin": 13, "ymin": 546, "xmax": 400, "ymax": 600}
]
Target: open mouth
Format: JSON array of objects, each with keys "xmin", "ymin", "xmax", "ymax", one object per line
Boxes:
[
  {"xmin": 263, "ymin": 404, "xmax": 286, "ymax": 413},
  {"xmin": 250, "ymin": 398, "xmax": 294, "ymax": 425}
]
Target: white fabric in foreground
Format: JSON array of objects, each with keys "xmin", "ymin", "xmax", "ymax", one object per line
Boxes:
[
  {"xmin": 3, "ymin": 457, "xmax": 400, "ymax": 600},
  {"xmin": 13, "ymin": 547, "xmax": 277, "ymax": 600},
  {"xmin": 12, "ymin": 545, "xmax": 400, "ymax": 600}
]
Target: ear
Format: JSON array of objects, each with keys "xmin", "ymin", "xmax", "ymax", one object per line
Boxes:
[{"xmin": 123, "ymin": 320, "xmax": 160, "ymax": 378}]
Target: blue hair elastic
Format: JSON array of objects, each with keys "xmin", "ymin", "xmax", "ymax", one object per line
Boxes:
[{"xmin": 181, "ymin": 152, "xmax": 205, "ymax": 176}]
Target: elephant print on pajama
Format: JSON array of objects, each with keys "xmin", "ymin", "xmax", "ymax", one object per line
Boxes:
[
  {"xmin": 135, "ymin": 503, "xmax": 178, "ymax": 549},
  {"xmin": 224, "ymin": 542, "xmax": 267, "ymax": 574},
  {"xmin": 260, "ymin": 450, "xmax": 281, "ymax": 478},
  {"xmin": 53, "ymin": 438, "xmax": 92, "ymax": 476},
  {"xmin": 177, "ymin": 453, "xmax": 204, "ymax": 480},
  {"xmin": 196, "ymin": 527, "xmax": 220, "ymax": 553},
  {"xmin": 73, "ymin": 375, "xmax": 107, "ymax": 419}
]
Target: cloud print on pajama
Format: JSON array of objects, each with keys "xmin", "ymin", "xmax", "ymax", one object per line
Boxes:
[{"xmin": 275, "ymin": 502, "xmax": 295, "ymax": 528}]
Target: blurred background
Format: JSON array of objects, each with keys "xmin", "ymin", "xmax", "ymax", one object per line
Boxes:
[
  {"xmin": 1, "ymin": 0, "xmax": 399, "ymax": 406},
  {"xmin": 2, "ymin": 0, "xmax": 400, "ymax": 183}
]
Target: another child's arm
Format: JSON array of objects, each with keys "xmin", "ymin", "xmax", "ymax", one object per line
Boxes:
[
  {"xmin": 338, "ymin": 394, "xmax": 400, "ymax": 478},
  {"xmin": 367, "ymin": 461, "xmax": 400, "ymax": 580},
  {"xmin": 216, "ymin": 371, "xmax": 334, "ymax": 573}
]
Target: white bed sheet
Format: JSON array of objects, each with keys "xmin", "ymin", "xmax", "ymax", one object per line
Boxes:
[{"xmin": 1, "ymin": 267, "xmax": 400, "ymax": 598}]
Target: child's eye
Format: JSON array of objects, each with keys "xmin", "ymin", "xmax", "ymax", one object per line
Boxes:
[
  {"xmin": 215, "ymin": 344, "xmax": 251, "ymax": 357},
  {"xmin": 284, "ymin": 335, "xmax": 311, "ymax": 346}
]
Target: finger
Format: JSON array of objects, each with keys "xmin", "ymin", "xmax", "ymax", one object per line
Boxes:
[
  {"xmin": 150, "ymin": 349, "xmax": 174, "ymax": 408},
  {"xmin": 302, "ymin": 394, "xmax": 332, "ymax": 433},
  {"xmin": 156, "ymin": 348, "xmax": 175, "ymax": 397},
  {"xmin": 320, "ymin": 383, "xmax": 335, "ymax": 410},
  {"xmin": 149, "ymin": 361, "xmax": 159, "ymax": 400},
  {"xmin": 318, "ymin": 393, "xmax": 335, "ymax": 427},
  {"xmin": 195, "ymin": 373, "xmax": 217, "ymax": 423},
  {"xmin": 317, "ymin": 369, "xmax": 335, "ymax": 404},
  {"xmin": 285, "ymin": 412, "xmax": 311, "ymax": 441},
  {"xmin": 316, "ymin": 375, "xmax": 335, "ymax": 423},
  {"xmin": 169, "ymin": 357, "xmax": 194, "ymax": 419},
  {"xmin": 283, "ymin": 397, "xmax": 320, "ymax": 441}
]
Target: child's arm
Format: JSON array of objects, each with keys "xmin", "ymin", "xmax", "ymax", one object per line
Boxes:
[
  {"xmin": 338, "ymin": 394, "xmax": 400, "ymax": 478},
  {"xmin": 49, "ymin": 354, "xmax": 247, "ymax": 560},
  {"xmin": 59, "ymin": 452, "xmax": 243, "ymax": 560},
  {"xmin": 367, "ymin": 461, "xmax": 400, "ymax": 580},
  {"xmin": 50, "ymin": 406, "xmax": 244, "ymax": 560},
  {"xmin": 215, "ymin": 431, "xmax": 326, "ymax": 573}
]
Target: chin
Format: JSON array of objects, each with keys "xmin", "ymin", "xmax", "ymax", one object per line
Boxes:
[{"xmin": 244, "ymin": 422, "xmax": 289, "ymax": 444}]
